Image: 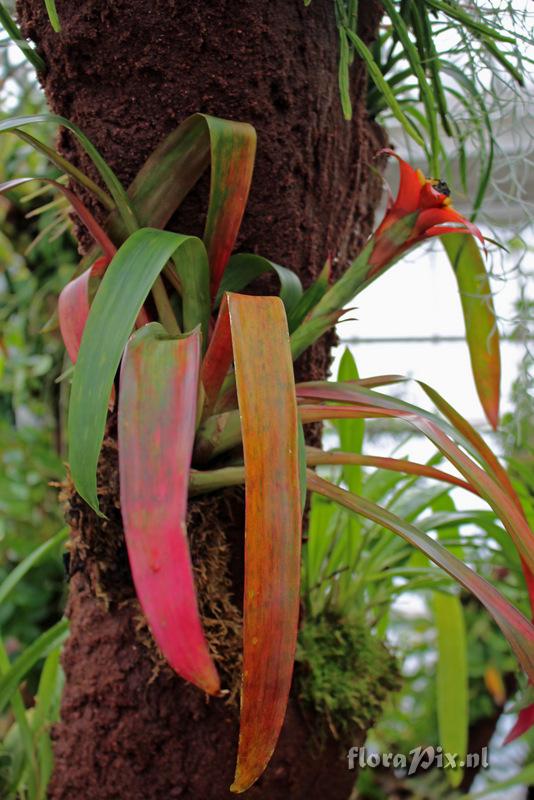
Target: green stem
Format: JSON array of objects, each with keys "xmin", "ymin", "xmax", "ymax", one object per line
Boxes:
[
  {"xmin": 151, "ymin": 276, "xmax": 181, "ymax": 335},
  {"xmin": 189, "ymin": 466, "xmax": 245, "ymax": 495}
]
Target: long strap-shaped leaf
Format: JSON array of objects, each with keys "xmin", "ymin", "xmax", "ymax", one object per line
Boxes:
[
  {"xmin": 68, "ymin": 228, "xmax": 209, "ymax": 513},
  {"xmin": 306, "ymin": 448, "xmax": 477, "ymax": 495},
  {"xmin": 0, "ymin": 114, "xmax": 137, "ymax": 232},
  {"xmin": 299, "ymin": 375, "xmax": 534, "ymax": 671},
  {"xmin": 308, "ymin": 472, "xmax": 534, "ymax": 683},
  {"xmin": 299, "ymin": 400, "xmax": 534, "ymax": 575},
  {"xmin": 443, "ymin": 233, "xmax": 501, "ymax": 430},
  {"xmin": 227, "ymin": 293, "xmax": 302, "ymax": 794},
  {"xmin": 201, "ymin": 117, "xmax": 256, "ymax": 299},
  {"xmin": 118, "ymin": 323, "xmax": 219, "ymax": 695},
  {"xmin": 112, "ymin": 113, "xmax": 256, "ymax": 297},
  {"xmin": 62, "ymin": 113, "xmax": 255, "ymax": 329}
]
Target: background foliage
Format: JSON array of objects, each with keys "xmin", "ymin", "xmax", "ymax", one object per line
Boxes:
[{"xmin": 0, "ymin": 0, "xmax": 533, "ymax": 797}]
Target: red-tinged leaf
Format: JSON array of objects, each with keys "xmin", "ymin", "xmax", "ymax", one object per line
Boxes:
[
  {"xmin": 305, "ymin": 448, "xmax": 477, "ymax": 495},
  {"xmin": 417, "ymin": 380, "xmax": 509, "ymax": 489},
  {"xmin": 58, "ymin": 258, "xmax": 149, "ymax": 395},
  {"xmin": 442, "ymin": 233, "xmax": 501, "ymax": 430},
  {"xmin": 302, "ymin": 375, "xmax": 534, "ymax": 616},
  {"xmin": 308, "ymin": 471, "xmax": 534, "ymax": 683},
  {"xmin": 118, "ymin": 323, "xmax": 219, "ymax": 695},
  {"xmin": 299, "ymin": 403, "xmax": 399, "ymax": 423},
  {"xmin": 0, "ymin": 177, "xmax": 116, "ymax": 259},
  {"xmin": 409, "ymin": 415, "xmax": 534, "ymax": 578},
  {"xmin": 296, "ymin": 380, "xmax": 495, "ymax": 469},
  {"xmin": 203, "ymin": 118, "xmax": 256, "ymax": 299},
  {"xmin": 69, "ymin": 113, "xmax": 256, "ymax": 309},
  {"xmin": 200, "ymin": 295, "xmax": 232, "ymax": 418},
  {"xmin": 503, "ymin": 702, "xmax": 534, "ymax": 744},
  {"xmin": 417, "ymin": 208, "xmax": 484, "ymax": 245},
  {"xmin": 58, "ymin": 258, "xmax": 108, "ymax": 364},
  {"xmin": 351, "ymin": 374, "xmax": 405, "ymax": 389},
  {"xmin": 227, "ymin": 293, "xmax": 301, "ymax": 793},
  {"xmin": 300, "ymin": 394, "xmax": 534, "ymax": 576},
  {"xmin": 416, "ymin": 380, "xmax": 534, "ymax": 617}
]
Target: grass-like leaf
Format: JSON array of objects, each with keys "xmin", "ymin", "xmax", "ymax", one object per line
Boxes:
[
  {"xmin": 0, "ymin": 529, "xmax": 68, "ymax": 607},
  {"xmin": 0, "ymin": 4, "xmax": 45, "ymax": 72},
  {"xmin": 308, "ymin": 472, "xmax": 534, "ymax": 683},
  {"xmin": 298, "ymin": 392, "xmax": 534, "ymax": 575},
  {"xmin": 306, "ymin": 448, "xmax": 476, "ymax": 495},
  {"xmin": 0, "ymin": 178, "xmax": 115, "ymax": 258},
  {"xmin": 0, "ymin": 620, "xmax": 69, "ymax": 715},
  {"xmin": 0, "ymin": 115, "xmax": 136, "ymax": 232}
]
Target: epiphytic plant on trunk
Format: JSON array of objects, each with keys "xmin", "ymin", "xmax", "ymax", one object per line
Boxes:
[{"xmin": 1, "ymin": 111, "xmax": 533, "ymax": 793}]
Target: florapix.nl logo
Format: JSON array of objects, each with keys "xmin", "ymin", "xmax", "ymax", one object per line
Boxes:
[{"xmin": 347, "ymin": 746, "xmax": 489, "ymax": 775}]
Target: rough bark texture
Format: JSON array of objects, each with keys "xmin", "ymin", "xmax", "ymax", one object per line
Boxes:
[{"xmin": 16, "ymin": 0, "xmax": 386, "ymax": 797}]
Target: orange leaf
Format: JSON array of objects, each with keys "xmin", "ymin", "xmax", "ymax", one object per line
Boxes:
[{"xmin": 228, "ymin": 293, "xmax": 302, "ymax": 793}]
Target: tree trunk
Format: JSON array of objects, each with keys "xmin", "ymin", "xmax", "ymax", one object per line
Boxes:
[{"xmin": 17, "ymin": 1, "xmax": 385, "ymax": 797}]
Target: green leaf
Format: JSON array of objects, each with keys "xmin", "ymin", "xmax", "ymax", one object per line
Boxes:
[
  {"xmin": 424, "ymin": 0, "xmax": 516, "ymax": 43},
  {"xmin": 434, "ymin": 592, "xmax": 468, "ymax": 788},
  {"xmin": 10, "ymin": 130, "xmax": 114, "ymax": 210},
  {"xmin": 0, "ymin": 5, "xmax": 45, "ymax": 72},
  {"xmin": 334, "ymin": 349, "xmax": 364, "ymax": 604},
  {"xmin": 344, "ymin": 28, "xmax": 425, "ymax": 148},
  {"xmin": 43, "ymin": 0, "xmax": 61, "ymax": 32},
  {"xmin": 335, "ymin": 349, "xmax": 364, "ymax": 494},
  {"xmin": 68, "ymin": 228, "xmax": 209, "ymax": 512},
  {"xmin": 286, "ymin": 256, "xmax": 331, "ymax": 332},
  {"xmin": 0, "ymin": 621, "xmax": 69, "ymax": 715},
  {"xmin": 338, "ymin": 25, "xmax": 352, "ymax": 120},
  {"xmin": 32, "ymin": 647, "xmax": 64, "ymax": 735},
  {"xmin": 0, "ymin": 529, "xmax": 68, "ymax": 608},
  {"xmin": 442, "ymin": 234, "xmax": 501, "ymax": 430},
  {"xmin": 0, "ymin": 639, "xmax": 37, "ymax": 800},
  {"xmin": 216, "ymin": 253, "xmax": 303, "ymax": 315},
  {"xmin": 380, "ymin": 0, "xmax": 440, "ymax": 172}
]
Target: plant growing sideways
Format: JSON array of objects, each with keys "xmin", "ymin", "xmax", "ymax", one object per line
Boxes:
[{"xmin": 1, "ymin": 112, "xmax": 534, "ymax": 793}]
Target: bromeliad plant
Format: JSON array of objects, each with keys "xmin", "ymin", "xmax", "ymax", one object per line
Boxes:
[{"xmin": 2, "ymin": 112, "xmax": 534, "ymax": 793}]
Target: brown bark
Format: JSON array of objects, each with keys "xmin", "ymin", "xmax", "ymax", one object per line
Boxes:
[{"xmin": 16, "ymin": 1, "xmax": 386, "ymax": 797}]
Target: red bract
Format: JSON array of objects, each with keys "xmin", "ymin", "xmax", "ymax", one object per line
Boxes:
[{"xmin": 368, "ymin": 149, "xmax": 485, "ymax": 275}]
